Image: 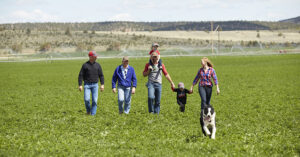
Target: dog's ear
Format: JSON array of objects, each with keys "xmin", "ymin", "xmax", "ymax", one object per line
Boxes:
[
  {"xmin": 210, "ymin": 107, "xmax": 214, "ymax": 114},
  {"xmin": 204, "ymin": 107, "xmax": 209, "ymax": 115}
]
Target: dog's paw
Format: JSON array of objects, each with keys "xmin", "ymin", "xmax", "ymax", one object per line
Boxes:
[{"xmin": 211, "ymin": 135, "xmax": 215, "ymax": 139}]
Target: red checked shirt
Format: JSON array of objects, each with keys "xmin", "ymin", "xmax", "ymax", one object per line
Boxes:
[{"xmin": 193, "ymin": 67, "xmax": 218, "ymax": 87}]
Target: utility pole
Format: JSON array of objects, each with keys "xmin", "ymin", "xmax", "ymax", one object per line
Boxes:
[
  {"xmin": 211, "ymin": 22, "xmax": 220, "ymax": 55},
  {"xmin": 218, "ymin": 28, "xmax": 220, "ymax": 55},
  {"xmin": 211, "ymin": 21, "xmax": 213, "ymax": 55}
]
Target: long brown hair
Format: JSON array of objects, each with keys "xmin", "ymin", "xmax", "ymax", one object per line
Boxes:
[{"xmin": 202, "ymin": 57, "xmax": 213, "ymax": 68}]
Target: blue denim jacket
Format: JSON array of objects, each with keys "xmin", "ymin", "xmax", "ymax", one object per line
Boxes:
[{"xmin": 112, "ymin": 65, "xmax": 137, "ymax": 88}]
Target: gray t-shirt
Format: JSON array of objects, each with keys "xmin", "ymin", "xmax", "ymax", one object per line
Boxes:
[
  {"xmin": 144, "ymin": 63, "xmax": 168, "ymax": 84},
  {"xmin": 148, "ymin": 64, "xmax": 162, "ymax": 84}
]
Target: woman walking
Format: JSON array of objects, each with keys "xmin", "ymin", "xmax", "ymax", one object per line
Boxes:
[{"xmin": 190, "ymin": 57, "xmax": 220, "ymax": 109}]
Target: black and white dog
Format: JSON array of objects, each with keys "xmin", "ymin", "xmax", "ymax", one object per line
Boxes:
[{"xmin": 200, "ymin": 104, "xmax": 216, "ymax": 139}]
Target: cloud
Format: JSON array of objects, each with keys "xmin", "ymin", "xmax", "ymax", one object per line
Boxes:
[
  {"xmin": 11, "ymin": 9, "xmax": 59, "ymax": 22},
  {"xmin": 15, "ymin": 0, "xmax": 47, "ymax": 6},
  {"xmin": 109, "ymin": 13, "xmax": 135, "ymax": 21},
  {"xmin": 189, "ymin": 0, "xmax": 229, "ymax": 9},
  {"xmin": 16, "ymin": 0, "xmax": 35, "ymax": 5}
]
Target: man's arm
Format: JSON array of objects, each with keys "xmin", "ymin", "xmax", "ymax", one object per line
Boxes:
[
  {"xmin": 98, "ymin": 64, "xmax": 104, "ymax": 92},
  {"xmin": 78, "ymin": 64, "xmax": 84, "ymax": 92},
  {"xmin": 132, "ymin": 67, "xmax": 137, "ymax": 87},
  {"xmin": 162, "ymin": 64, "xmax": 175, "ymax": 88},
  {"xmin": 112, "ymin": 67, "xmax": 118, "ymax": 89},
  {"xmin": 143, "ymin": 63, "xmax": 150, "ymax": 77},
  {"xmin": 131, "ymin": 67, "xmax": 137, "ymax": 94},
  {"xmin": 165, "ymin": 74, "xmax": 175, "ymax": 88}
]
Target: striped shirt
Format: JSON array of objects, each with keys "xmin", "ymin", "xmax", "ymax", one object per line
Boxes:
[
  {"xmin": 193, "ymin": 67, "xmax": 218, "ymax": 87},
  {"xmin": 120, "ymin": 65, "xmax": 129, "ymax": 79}
]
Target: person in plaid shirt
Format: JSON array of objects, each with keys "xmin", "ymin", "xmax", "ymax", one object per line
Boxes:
[{"xmin": 190, "ymin": 57, "xmax": 220, "ymax": 109}]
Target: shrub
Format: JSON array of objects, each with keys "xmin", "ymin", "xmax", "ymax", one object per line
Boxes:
[
  {"xmin": 11, "ymin": 44, "xmax": 23, "ymax": 53},
  {"xmin": 284, "ymin": 42, "xmax": 292, "ymax": 47},
  {"xmin": 26, "ymin": 28, "xmax": 31, "ymax": 36},
  {"xmin": 106, "ymin": 42, "xmax": 121, "ymax": 51},
  {"xmin": 65, "ymin": 28, "xmax": 72, "ymax": 36},
  {"xmin": 0, "ymin": 26, "xmax": 5, "ymax": 31},
  {"xmin": 39, "ymin": 42, "xmax": 51, "ymax": 52},
  {"xmin": 87, "ymin": 45, "xmax": 94, "ymax": 51},
  {"xmin": 256, "ymin": 32, "xmax": 260, "ymax": 38},
  {"xmin": 76, "ymin": 43, "xmax": 86, "ymax": 51}
]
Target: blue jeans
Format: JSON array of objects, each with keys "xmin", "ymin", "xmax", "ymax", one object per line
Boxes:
[
  {"xmin": 198, "ymin": 86, "xmax": 212, "ymax": 109},
  {"xmin": 118, "ymin": 85, "xmax": 132, "ymax": 114},
  {"xmin": 84, "ymin": 82, "xmax": 98, "ymax": 115},
  {"xmin": 147, "ymin": 82, "xmax": 162, "ymax": 114}
]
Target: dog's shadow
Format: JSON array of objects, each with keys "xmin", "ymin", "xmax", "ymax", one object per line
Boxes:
[
  {"xmin": 185, "ymin": 131, "xmax": 213, "ymax": 143},
  {"xmin": 185, "ymin": 134, "xmax": 201, "ymax": 143}
]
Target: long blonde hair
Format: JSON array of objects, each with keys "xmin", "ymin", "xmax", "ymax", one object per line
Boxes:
[{"xmin": 202, "ymin": 57, "xmax": 213, "ymax": 68}]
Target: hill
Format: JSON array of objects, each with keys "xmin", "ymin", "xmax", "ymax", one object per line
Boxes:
[
  {"xmin": 279, "ymin": 16, "xmax": 300, "ymax": 24},
  {"xmin": 0, "ymin": 20, "xmax": 299, "ymax": 32}
]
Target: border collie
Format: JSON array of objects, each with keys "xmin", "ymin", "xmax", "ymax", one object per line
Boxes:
[{"xmin": 200, "ymin": 104, "xmax": 216, "ymax": 139}]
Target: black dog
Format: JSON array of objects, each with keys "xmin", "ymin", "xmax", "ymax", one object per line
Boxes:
[{"xmin": 200, "ymin": 104, "xmax": 216, "ymax": 139}]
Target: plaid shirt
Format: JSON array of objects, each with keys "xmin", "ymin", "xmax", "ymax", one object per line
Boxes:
[{"xmin": 193, "ymin": 67, "xmax": 218, "ymax": 87}]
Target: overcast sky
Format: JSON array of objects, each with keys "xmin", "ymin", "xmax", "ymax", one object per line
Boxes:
[{"xmin": 0, "ymin": 0, "xmax": 299, "ymax": 24}]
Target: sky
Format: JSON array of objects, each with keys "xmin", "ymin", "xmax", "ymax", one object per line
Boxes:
[{"xmin": 0, "ymin": 0, "xmax": 299, "ymax": 24}]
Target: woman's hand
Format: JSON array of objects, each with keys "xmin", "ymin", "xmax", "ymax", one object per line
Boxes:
[
  {"xmin": 190, "ymin": 85, "xmax": 194, "ymax": 92},
  {"xmin": 216, "ymin": 86, "xmax": 220, "ymax": 95}
]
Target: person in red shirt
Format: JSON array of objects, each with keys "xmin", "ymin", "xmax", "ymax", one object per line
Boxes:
[
  {"xmin": 143, "ymin": 52, "xmax": 175, "ymax": 114},
  {"xmin": 148, "ymin": 43, "xmax": 162, "ymax": 70}
]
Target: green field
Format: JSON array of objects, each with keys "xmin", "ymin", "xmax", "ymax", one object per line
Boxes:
[{"xmin": 0, "ymin": 54, "xmax": 299, "ymax": 156}]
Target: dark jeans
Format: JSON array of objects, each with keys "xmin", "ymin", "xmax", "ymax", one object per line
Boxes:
[
  {"xmin": 177, "ymin": 100, "xmax": 185, "ymax": 112},
  {"xmin": 198, "ymin": 86, "xmax": 212, "ymax": 109}
]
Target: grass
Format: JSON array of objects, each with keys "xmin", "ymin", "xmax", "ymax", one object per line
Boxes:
[{"xmin": 0, "ymin": 54, "xmax": 299, "ymax": 156}]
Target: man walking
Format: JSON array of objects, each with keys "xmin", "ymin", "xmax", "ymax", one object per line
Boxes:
[
  {"xmin": 143, "ymin": 51, "xmax": 175, "ymax": 114},
  {"xmin": 112, "ymin": 56, "xmax": 137, "ymax": 114},
  {"xmin": 78, "ymin": 51, "xmax": 104, "ymax": 115}
]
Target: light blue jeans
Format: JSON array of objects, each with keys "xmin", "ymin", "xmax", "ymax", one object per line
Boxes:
[
  {"xmin": 84, "ymin": 82, "xmax": 98, "ymax": 115},
  {"xmin": 147, "ymin": 82, "xmax": 162, "ymax": 114},
  {"xmin": 118, "ymin": 85, "xmax": 132, "ymax": 114}
]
